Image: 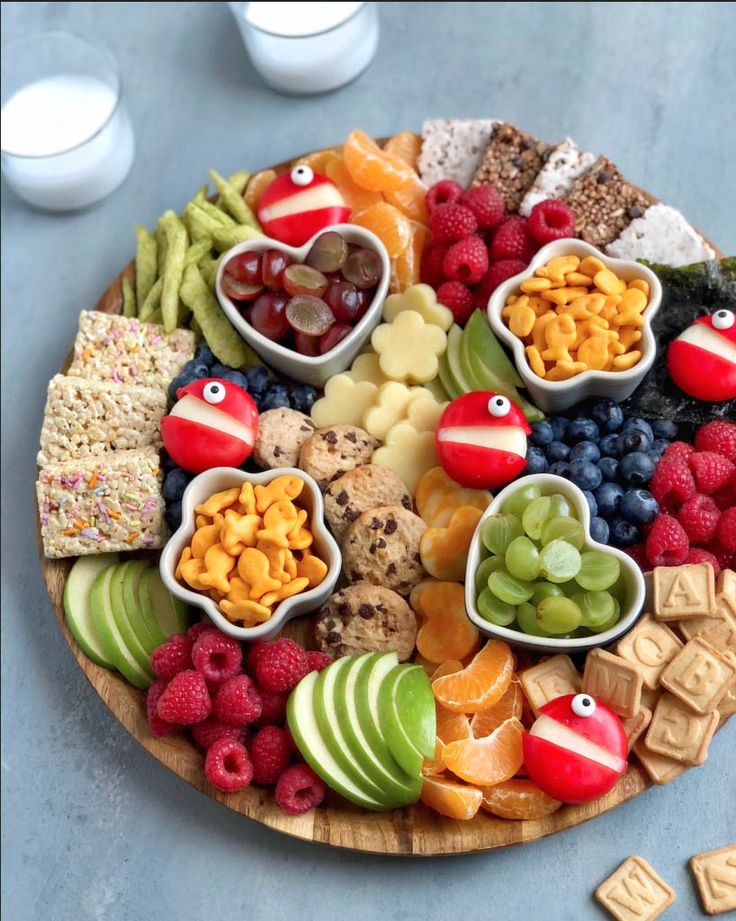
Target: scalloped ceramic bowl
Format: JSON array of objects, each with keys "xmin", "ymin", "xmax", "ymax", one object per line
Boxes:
[
  {"xmin": 215, "ymin": 224, "xmax": 390, "ymax": 387},
  {"xmin": 464, "ymin": 473, "xmax": 646, "ymax": 654},
  {"xmin": 487, "ymin": 239, "xmax": 662, "ymax": 413},
  {"xmin": 160, "ymin": 467, "xmax": 341, "ymax": 641}
]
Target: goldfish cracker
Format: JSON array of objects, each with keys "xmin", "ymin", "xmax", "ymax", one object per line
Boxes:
[
  {"xmin": 179, "ymin": 556, "xmax": 211, "ymax": 592},
  {"xmin": 220, "ymin": 510, "xmax": 261, "ymax": 556},
  {"xmin": 519, "ymin": 276, "xmax": 552, "ymax": 294},
  {"xmin": 191, "ymin": 520, "xmax": 223, "ymax": 559},
  {"xmin": 227, "ymin": 576, "xmax": 253, "ymax": 603},
  {"xmin": 260, "ymin": 577, "xmax": 311, "ymax": 608},
  {"xmin": 284, "ymin": 553, "xmax": 298, "ymax": 580},
  {"xmin": 546, "ymin": 361, "xmax": 588, "ymax": 381},
  {"xmin": 209, "ymin": 589, "xmax": 225, "ymax": 604},
  {"xmin": 371, "ymin": 310, "xmax": 447, "ymax": 383},
  {"xmin": 257, "ymin": 541, "xmax": 291, "ymax": 583},
  {"xmin": 612, "ymin": 287, "xmax": 648, "ymax": 327},
  {"xmin": 613, "ymin": 351, "xmax": 642, "ymax": 370},
  {"xmin": 286, "ymin": 507, "xmax": 313, "ymax": 551},
  {"xmin": 578, "ymin": 335, "xmax": 614, "ymax": 371},
  {"xmin": 419, "ymin": 506, "xmax": 483, "ymax": 582},
  {"xmin": 195, "ymin": 514, "xmax": 210, "ymax": 529},
  {"xmin": 254, "ymin": 475, "xmax": 303, "ymax": 514},
  {"xmin": 257, "ymin": 499, "xmax": 298, "ymax": 548},
  {"xmin": 237, "ymin": 547, "xmax": 282, "ymax": 600},
  {"xmin": 525, "ymin": 345, "xmax": 546, "ymax": 378},
  {"xmin": 628, "ymin": 278, "xmax": 650, "ymax": 297},
  {"xmin": 564, "ymin": 271, "xmax": 594, "ymax": 287},
  {"xmin": 527, "ymin": 296, "xmax": 549, "ymax": 317},
  {"xmin": 618, "ymin": 326, "xmax": 642, "ymax": 349},
  {"xmin": 578, "ymin": 255, "xmax": 606, "ymax": 278},
  {"xmin": 507, "ymin": 301, "xmax": 536, "ymax": 338},
  {"xmin": 199, "ymin": 543, "xmax": 236, "ymax": 594},
  {"xmin": 541, "ymin": 313, "xmax": 576, "ymax": 363},
  {"xmin": 541, "ymin": 286, "xmax": 590, "ymax": 307},
  {"xmin": 608, "ymin": 338, "xmax": 627, "ymax": 356},
  {"xmin": 195, "ymin": 487, "xmax": 240, "ymax": 517},
  {"xmin": 593, "ymin": 268, "xmax": 627, "ymax": 296},
  {"xmin": 296, "ymin": 553, "xmax": 328, "ymax": 588},
  {"xmin": 175, "ymin": 546, "xmax": 193, "ymax": 581},
  {"xmin": 537, "ymin": 254, "xmax": 580, "ymax": 283},
  {"xmin": 238, "ymin": 481, "xmax": 257, "ymax": 515},
  {"xmin": 220, "ymin": 598, "xmax": 272, "ymax": 626},
  {"xmin": 531, "ymin": 312, "xmax": 556, "ymax": 350}
]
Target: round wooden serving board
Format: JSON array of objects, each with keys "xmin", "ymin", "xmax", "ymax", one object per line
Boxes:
[{"xmin": 37, "ymin": 142, "xmax": 725, "ymax": 856}]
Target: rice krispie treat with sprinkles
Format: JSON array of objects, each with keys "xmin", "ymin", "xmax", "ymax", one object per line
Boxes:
[
  {"xmin": 37, "ymin": 447, "xmax": 167, "ymax": 558},
  {"xmin": 67, "ymin": 311, "xmax": 195, "ymax": 387}
]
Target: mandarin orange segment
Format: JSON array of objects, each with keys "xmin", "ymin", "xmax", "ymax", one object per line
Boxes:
[
  {"xmin": 471, "ymin": 679, "xmax": 523, "ymax": 738},
  {"xmin": 420, "ymin": 773, "xmax": 483, "ymax": 821},
  {"xmin": 325, "ymin": 158, "xmax": 383, "ymax": 215},
  {"xmin": 432, "ymin": 639, "xmax": 514, "ymax": 713},
  {"xmin": 442, "ymin": 717, "xmax": 524, "ymax": 786},
  {"xmin": 295, "ymin": 147, "xmax": 342, "ymax": 173},
  {"xmin": 352, "ymin": 202, "xmax": 412, "ymax": 258},
  {"xmin": 431, "ymin": 659, "xmax": 463, "ymax": 681},
  {"xmin": 414, "ymin": 581, "xmax": 479, "ymax": 664},
  {"xmin": 390, "ymin": 221, "xmax": 429, "ymax": 293},
  {"xmin": 422, "ymin": 739, "xmax": 447, "ymax": 776},
  {"xmin": 383, "ymin": 131, "xmax": 422, "ymax": 170},
  {"xmin": 480, "ymin": 778, "xmax": 562, "ymax": 820},
  {"xmin": 384, "ymin": 174, "xmax": 429, "ymax": 225},
  {"xmin": 435, "ymin": 702, "xmax": 472, "ymax": 745},
  {"xmin": 244, "ymin": 169, "xmax": 276, "ymax": 212},
  {"xmin": 343, "ymin": 129, "xmax": 414, "ymax": 192}
]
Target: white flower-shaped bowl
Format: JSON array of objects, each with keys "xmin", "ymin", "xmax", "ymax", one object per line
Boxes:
[
  {"xmin": 464, "ymin": 473, "xmax": 646, "ymax": 654},
  {"xmin": 487, "ymin": 239, "xmax": 662, "ymax": 413},
  {"xmin": 160, "ymin": 467, "xmax": 341, "ymax": 641},
  {"xmin": 215, "ymin": 224, "xmax": 390, "ymax": 387}
]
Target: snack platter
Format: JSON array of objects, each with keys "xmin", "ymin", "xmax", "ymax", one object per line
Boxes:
[{"xmin": 36, "ymin": 122, "xmax": 735, "ymax": 857}]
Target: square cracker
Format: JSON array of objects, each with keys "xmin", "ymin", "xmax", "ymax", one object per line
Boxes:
[
  {"xmin": 622, "ymin": 707, "xmax": 652, "ymax": 752},
  {"xmin": 595, "ymin": 855, "xmax": 676, "ymax": 921},
  {"xmin": 717, "ymin": 568, "xmax": 736, "ymax": 600},
  {"xmin": 678, "ymin": 591, "xmax": 736, "ymax": 645},
  {"xmin": 653, "ymin": 563, "xmax": 716, "ymax": 621},
  {"xmin": 471, "ymin": 123, "xmax": 553, "ymax": 212},
  {"xmin": 615, "ymin": 613, "xmax": 683, "ymax": 689},
  {"xmin": 689, "ymin": 845, "xmax": 736, "ymax": 915},
  {"xmin": 644, "ymin": 692, "xmax": 719, "ymax": 765},
  {"xmin": 633, "ymin": 740, "xmax": 689, "ymax": 786},
  {"xmin": 582, "ymin": 648, "xmax": 643, "ymax": 718},
  {"xmin": 660, "ymin": 636, "xmax": 736, "ymax": 714},
  {"xmin": 519, "ymin": 654, "xmax": 580, "ymax": 716},
  {"xmin": 417, "ymin": 118, "xmax": 497, "ymax": 189}
]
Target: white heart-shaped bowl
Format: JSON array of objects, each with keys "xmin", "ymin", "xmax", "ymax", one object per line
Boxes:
[
  {"xmin": 159, "ymin": 467, "xmax": 341, "ymax": 641},
  {"xmin": 487, "ymin": 239, "xmax": 662, "ymax": 413},
  {"xmin": 464, "ymin": 473, "xmax": 646, "ymax": 654},
  {"xmin": 215, "ymin": 224, "xmax": 390, "ymax": 387}
]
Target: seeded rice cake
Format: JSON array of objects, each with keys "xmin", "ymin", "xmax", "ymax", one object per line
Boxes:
[
  {"xmin": 519, "ymin": 137, "xmax": 596, "ymax": 216},
  {"xmin": 605, "ymin": 203, "xmax": 716, "ymax": 267},
  {"xmin": 471, "ymin": 123, "xmax": 553, "ymax": 212},
  {"xmin": 418, "ymin": 118, "xmax": 498, "ymax": 189}
]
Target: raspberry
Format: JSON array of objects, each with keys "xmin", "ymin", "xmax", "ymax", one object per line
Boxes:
[
  {"xmin": 150, "ymin": 634, "xmax": 193, "ymax": 681},
  {"xmin": 146, "ymin": 678, "xmax": 182, "ymax": 737},
  {"xmin": 305, "ymin": 651, "xmax": 333, "ymax": 673},
  {"xmin": 254, "ymin": 637, "xmax": 309, "ymax": 693},
  {"xmin": 192, "ymin": 717, "xmax": 248, "ymax": 751},
  {"xmin": 478, "ymin": 259, "xmax": 528, "ymax": 298},
  {"xmin": 459, "ymin": 185, "xmax": 505, "ymax": 230},
  {"xmin": 156, "ymin": 670, "xmax": 212, "ymax": 725},
  {"xmin": 712, "ymin": 481, "xmax": 736, "ymax": 511},
  {"xmin": 249, "ymin": 725, "xmax": 292, "ymax": 785},
  {"xmin": 662, "ymin": 441, "xmax": 695, "ymax": 463},
  {"xmin": 436, "ymin": 281, "xmax": 474, "ymax": 325},
  {"xmin": 187, "ymin": 622, "xmax": 217, "ymax": 643},
  {"xmin": 527, "ymin": 199, "xmax": 576, "ymax": 244},
  {"xmin": 255, "ymin": 689, "xmax": 288, "ymax": 726},
  {"xmin": 683, "ymin": 547, "xmax": 721, "ymax": 575},
  {"xmin": 716, "ymin": 507, "xmax": 736, "ymax": 551},
  {"xmin": 676, "ymin": 494, "xmax": 721, "ymax": 544},
  {"xmin": 650, "ymin": 459, "xmax": 696, "ymax": 510},
  {"xmin": 214, "ymin": 674, "xmax": 262, "ymax": 726},
  {"xmin": 204, "ymin": 738, "xmax": 253, "ymax": 793},
  {"xmin": 442, "ymin": 236, "xmax": 489, "ymax": 286},
  {"xmin": 419, "ymin": 242, "xmax": 449, "ymax": 288},
  {"xmin": 429, "ymin": 203, "xmax": 478, "ymax": 244},
  {"xmin": 689, "ymin": 451, "xmax": 735, "ymax": 495},
  {"xmin": 425, "ymin": 179, "xmax": 463, "ymax": 214},
  {"xmin": 694, "ymin": 420, "xmax": 736, "ymax": 462},
  {"xmin": 245, "ymin": 640, "xmax": 269, "ymax": 677},
  {"xmin": 645, "ymin": 515, "xmax": 690, "ymax": 567},
  {"xmin": 624, "ymin": 542, "xmax": 651, "ymax": 572},
  {"xmin": 274, "ymin": 764, "xmax": 326, "ymax": 815},
  {"xmin": 191, "ymin": 630, "xmax": 243, "ymax": 684},
  {"xmin": 489, "ymin": 216, "xmax": 536, "ymax": 262}
]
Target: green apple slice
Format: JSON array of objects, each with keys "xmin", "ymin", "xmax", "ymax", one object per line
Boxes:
[
  {"xmin": 393, "ymin": 665, "xmax": 436, "ymax": 759},
  {"xmin": 445, "ymin": 324, "xmax": 474, "ymax": 395},
  {"xmin": 287, "ymin": 670, "xmax": 386, "ymax": 811},
  {"xmin": 437, "ymin": 352, "xmax": 459, "ymax": 399},
  {"xmin": 354, "ymin": 653, "xmax": 403, "ymax": 772},
  {"xmin": 122, "ymin": 561, "xmax": 158, "ymax": 655},
  {"xmin": 335, "ymin": 654, "xmax": 421, "ymax": 806},
  {"xmin": 64, "ymin": 555, "xmax": 119, "ymax": 668},
  {"xmin": 109, "ymin": 562, "xmax": 155, "ymax": 678},
  {"xmin": 90, "ymin": 566, "xmax": 152, "ymax": 689},
  {"xmin": 378, "ymin": 665, "xmax": 435, "ymax": 778},
  {"xmin": 464, "ymin": 309, "xmax": 524, "ymax": 388},
  {"xmin": 139, "ymin": 568, "xmax": 190, "ymax": 646}
]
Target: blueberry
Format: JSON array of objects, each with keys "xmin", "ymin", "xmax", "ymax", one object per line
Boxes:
[
  {"xmin": 590, "ymin": 399, "xmax": 624, "ymax": 434},
  {"xmin": 548, "ymin": 461, "xmax": 570, "ymax": 477},
  {"xmin": 215, "ymin": 369, "xmax": 250, "ymax": 391},
  {"xmin": 165, "ymin": 500, "xmax": 183, "ymax": 532},
  {"xmin": 620, "ymin": 488, "xmax": 659, "ymax": 525},
  {"xmin": 530, "ymin": 421, "xmax": 554, "ymax": 447},
  {"xmin": 246, "ymin": 365, "xmax": 270, "ymax": 397},
  {"xmin": 590, "ymin": 516, "xmax": 610, "ymax": 544},
  {"xmin": 261, "ymin": 383, "xmax": 291, "ymax": 411},
  {"xmin": 569, "ymin": 460, "xmax": 602, "ymax": 491},
  {"xmin": 168, "ymin": 364, "xmax": 208, "ymax": 402},
  {"xmin": 599, "ymin": 433, "xmax": 622, "ymax": 458},
  {"xmin": 609, "ymin": 517, "xmax": 640, "ymax": 548},
  {"xmin": 565, "ymin": 418, "xmax": 599, "ymax": 445},
  {"xmin": 210, "ymin": 362, "xmax": 234, "ymax": 379},
  {"xmin": 594, "ymin": 482, "xmax": 625, "ymax": 518},
  {"xmin": 620, "ymin": 451, "xmax": 655, "ymax": 485},
  {"xmin": 623, "ymin": 417, "xmax": 654, "ymax": 443},
  {"xmin": 570, "ymin": 442, "xmax": 601, "ymax": 464},
  {"xmin": 598, "ymin": 456, "xmax": 621, "ymax": 483},
  {"xmin": 546, "ymin": 441, "xmax": 570, "ymax": 463},
  {"xmin": 290, "ymin": 383, "xmax": 317, "ymax": 414},
  {"xmin": 619, "ymin": 429, "xmax": 652, "ymax": 454},
  {"xmin": 652, "ymin": 419, "xmax": 678, "ymax": 440},
  {"xmin": 582, "ymin": 489, "xmax": 598, "ymax": 519},
  {"xmin": 525, "ymin": 446, "xmax": 549, "ymax": 474},
  {"xmin": 194, "ymin": 342, "xmax": 216, "ymax": 367},
  {"xmin": 161, "ymin": 452, "xmax": 178, "ymax": 475},
  {"xmin": 549, "ymin": 416, "xmax": 569, "ymax": 441},
  {"xmin": 650, "ymin": 439, "xmax": 669, "ymax": 460},
  {"xmin": 163, "ymin": 468, "xmax": 191, "ymax": 503}
]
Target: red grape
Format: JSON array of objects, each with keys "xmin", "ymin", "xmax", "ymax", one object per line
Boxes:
[
  {"xmin": 223, "ymin": 250, "xmax": 262, "ymax": 285},
  {"xmin": 294, "ymin": 331, "xmax": 322, "ymax": 356},
  {"xmin": 306, "ymin": 231, "xmax": 348, "ymax": 273},
  {"xmin": 325, "ymin": 281, "xmax": 366, "ymax": 325},
  {"xmin": 250, "ymin": 291, "xmax": 290, "ymax": 341},
  {"xmin": 282, "ymin": 264, "xmax": 328, "ymax": 298},
  {"xmin": 285, "ymin": 295, "xmax": 334, "ymax": 337},
  {"xmin": 319, "ymin": 324, "xmax": 352, "ymax": 354},
  {"xmin": 262, "ymin": 249, "xmax": 292, "ymax": 289},
  {"xmin": 220, "ymin": 272, "xmax": 263, "ymax": 302},
  {"xmin": 341, "ymin": 248, "xmax": 382, "ymax": 288}
]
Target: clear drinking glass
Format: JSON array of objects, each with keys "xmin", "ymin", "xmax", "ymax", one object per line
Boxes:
[{"xmin": 0, "ymin": 31, "xmax": 135, "ymax": 211}]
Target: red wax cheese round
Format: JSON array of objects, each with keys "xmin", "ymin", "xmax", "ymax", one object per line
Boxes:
[
  {"xmin": 522, "ymin": 693, "xmax": 628, "ymax": 804},
  {"xmin": 257, "ymin": 166, "xmax": 350, "ymax": 247},
  {"xmin": 161, "ymin": 378, "xmax": 259, "ymax": 474},
  {"xmin": 667, "ymin": 308, "xmax": 736, "ymax": 402},
  {"xmin": 435, "ymin": 392, "xmax": 531, "ymax": 489}
]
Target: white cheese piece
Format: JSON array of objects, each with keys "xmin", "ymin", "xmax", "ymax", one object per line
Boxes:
[{"xmin": 418, "ymin": 118, "xmax": 498, "ymax": 189}]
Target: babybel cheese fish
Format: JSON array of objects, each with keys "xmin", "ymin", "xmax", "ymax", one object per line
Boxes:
[
  {"xmin": 257, "ymin": 165, "xmax": 350, "ymax": 247},
  {"xmin": 667, "ymin": 308, "xmax": 736, "ymax": 402}
]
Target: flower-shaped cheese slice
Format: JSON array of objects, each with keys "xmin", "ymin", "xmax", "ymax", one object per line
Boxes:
[
  {"xmin": 383, "ymin": 283, "xmax": 454, "ymax": 331},
  {"xmin": 362, "ymin": 381, "xmax": 416, "ymax": 440},
  {"xmin": 372, "ymin": 420, "xmax": 438, "ymax": 494},
  {"xmin": 406, "ymin": 392, "xmax": 447, "ymax": 433},
  {"xmin": 420, "ymin": 505, "xmax": 484, "ymax": 582},
  {"xmin": 310, "ymin": 374, "xmax": 378, "ymax": 428},
  {"xmin": 371, "ymin": 310, "xmax": 447, "ymax": 383},
  {"xmin": 344, "ymin": 351, "xmax": 388, "ymax": 386}
]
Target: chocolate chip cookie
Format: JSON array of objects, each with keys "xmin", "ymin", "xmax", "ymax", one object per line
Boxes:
[
  {"xmin": 315, "ymin": 584, "xmax": 417, "ymax": 662},
  {"xmin": 323, "ymin": 465, "xmax": 413, "ymax": 544},
  {"xmin": 342, "ymin": 505, "xmax": 427, "ymax": 595},
  {"xmin": 298, "ymin": 424, "xmax": 377, "ymax": 492},
  {"xmin": 253, "ymin": 407, "xmax": 316, "ymax": 469}
]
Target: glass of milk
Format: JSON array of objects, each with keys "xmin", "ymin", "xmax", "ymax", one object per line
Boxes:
[
  {"xmin": 1, "ymin": 31, "xmax": 135, "ymax": 211},
  {"xmin": 229, "ymin": 2, "xmax": 379, "ymax": 95}
]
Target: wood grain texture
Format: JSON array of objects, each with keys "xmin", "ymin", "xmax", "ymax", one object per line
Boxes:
[{"xmin": 36, "ymin": 142, "xmax": 725, "ymax": 856}]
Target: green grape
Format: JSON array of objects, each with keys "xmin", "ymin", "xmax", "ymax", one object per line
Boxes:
[
  {"xmin": 474, "ymin": 555, "xmax": 506, "ymax": 593},
  {"xmin": 576, "ymin": 551, "xmax": 620, "ymax": 591},
  {"xmin": 516, "ymin": 602, "xmax": 552, "ymax": 637},
  {"xmin": 482, "ymin": 514, "xmax": 523, "ymax": 556},
  {"xmin": 571, "ymin": 591, "xmax": 616, "ymax": 629},
  {"xmin": 531, "ymin": 582, "xmax": 565, "ymax": 605},
  {"xmin": 488, "ymin": 571, "xmax": 534, "ymax": 605},
  {"xmin": 536, "ymin": 597, "xmax": 582, "ymax": 634},
  {"xmin": 501, "ymin": 483, "xmax": 542, "ymax": 519},
  {"xmin": 548, "ymin": 493, "xmax": 572, "ymax": 518},
  {"xmin": 477, "ymin": 588, "xmax": 516, "ymax": 626},
  {"xmin": 539, "ymin": 540, "xmax": 582, "ymax": 583},
  {"xmin": 588, "ymin": 596, "xmax": 621, "ymax": 633},
  {"xmin": 541, "ymin": 516, "xmax": 585, "ymax": 549},
  {"xmin": 556, "ymin": 579, "xmax": 581, "ymax": 597},
  {"xmin": 505, "ymin": 536, "xmax": 541, "ymax": 581},
  {"xmin": 521, "ymin": 496, "xmax": 553, "ymax": 540},
  {"xmin": 479, "ymin": 542, "xmax": 490, "ymax": 561}
]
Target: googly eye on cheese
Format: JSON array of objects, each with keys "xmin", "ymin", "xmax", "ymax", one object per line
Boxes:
[
  {"xmin": 434, "ymin": 392, "xmax": 531, "ymax": 489},
  {"xmin": 667, "ymin": 308, "xmax": 736, "ymax": 402},
  {"xmin": 161, "ymin": 378, "xmax": 259, "ymax": 473},
  {"xmin": 256, "ymin": 167, "xmax": 350, "ymax": 247}
]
